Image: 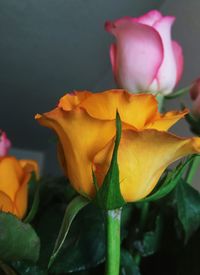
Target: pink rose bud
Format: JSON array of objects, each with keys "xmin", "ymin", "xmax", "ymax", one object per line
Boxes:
[
  {"xmin": 105, "ymin": 10, "xmax": 184, "ymax": 95},
  {"xmin": 190, "ymin": 78, "xmax": 200, "ymax": 116},
  {"xmin": 0, "ymin": 131, "xmax": 11, "ymax": 157}
]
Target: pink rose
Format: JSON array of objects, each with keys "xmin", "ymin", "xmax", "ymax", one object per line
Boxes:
[
  {"xmin": 105, "ymin": 10, "xmax": 183, "ymax": 95},
  {"xmin": 0, "ymin": 131, "xmax": 11, "ymax": 156},
  {"xmin": 190, "ymin": 78, "xmax": 200, "ymax": 116}
]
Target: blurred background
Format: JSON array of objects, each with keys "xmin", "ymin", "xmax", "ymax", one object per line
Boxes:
[{"xmin": 0, "ymin": 0, "xmax": 200, "ymax": 187}]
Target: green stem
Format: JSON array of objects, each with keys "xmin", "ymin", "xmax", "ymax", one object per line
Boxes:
[
  {"xmin": 185, "ymin": 155, "xmax": 200, "ymax": 185},
  {"xmin": 106, "ymin": 208, "xmax": 122, "ymax": 275},
  {"xmin": 156, "ymin": 94, "xmax": 165, "ymax": 112}
]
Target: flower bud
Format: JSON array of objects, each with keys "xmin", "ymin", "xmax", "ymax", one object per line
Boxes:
[
  {"xmin": 0, "ymin": 130, "xmax": 11, "ymax": 157},
  {"xmin": 105, "ymin": 10, "xmax": 183, "ymax": 95}
]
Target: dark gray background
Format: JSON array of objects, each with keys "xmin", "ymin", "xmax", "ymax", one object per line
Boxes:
[
  {"xmin": 0, "ymin": 0, "xmax": 164, "ymax": 150},
  {"xmin": 1, "ymin": 0, "xmax": 200, "ymax": 186}
]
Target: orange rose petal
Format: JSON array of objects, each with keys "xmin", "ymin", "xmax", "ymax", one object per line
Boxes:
[
  {"xmin": 79, "ymin": 89, "xmax": 125, "ymax": 120},
  {"xmin": 79, "ymin": 90, "xmax": 158, "ymax": 129},
  {"xmin": 148, "ymin": 109, "xmax": 188, "ymax": 131},
  {"xmin": 94, "ymin": 129, "xmax": 200, "ymax": 202},
  {"xmin": 58, "ymin": 90, "xmax": 91, "ymax": 111},
  {"xmin": 36, "ymin": 107, "xmax": 116, "ymax": 197},
  {"xmin": 0, "ymin": 191, "xmax": 14, "ymax": 214},
  {"xmin": 0, "ymin": 157, "xmax": 23, "ymax": 201},
  {"xmin": 19, "ymin": 159, "xmax": 39, "ymax": 179},
  {"xmin": 14, "ymin": 174, "xmax": 29, "ymax": 219}
]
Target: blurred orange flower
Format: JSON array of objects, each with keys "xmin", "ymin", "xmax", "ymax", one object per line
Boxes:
[{"xmin": 0, "ymin": 156, "xmax": 38, "ymax": 219}]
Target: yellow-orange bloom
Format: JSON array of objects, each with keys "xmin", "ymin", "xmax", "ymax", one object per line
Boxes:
[
  {"xmin": 0, "ymin": 156, "xmax": 38, "ymax": 219},
  {"xmin": 35, "ymin": 89, "xmax": 200, "ymax": 202}
]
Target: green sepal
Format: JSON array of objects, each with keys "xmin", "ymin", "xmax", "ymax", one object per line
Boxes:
[
  {"xmin": 165, "ymin": 86, "xmax": 190, "ymax": 99},
  {"xmin": 0, "ymin": 212, "xmax": 40, "ymax": 263},
  {"xmin": 93, "ymin": 111, "xmax": 125, "ymax": 210},
  {"xmin": 48, "ymin": 195, "xmax": 89, "ymax": 269},
  {"xmin": 156, "ymin": 94, "xmax": 164, "ymax": 112},
  {"xmin": 140, "ymin": 156, "xmax": 195, "ymax": 203}
]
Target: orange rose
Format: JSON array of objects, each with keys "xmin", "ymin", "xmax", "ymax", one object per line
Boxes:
[
  {"xmin": 36, "ymin": 89, "xmax": 200, "ymax": 202},
  {"xmin": 0, "ymin": 156, "xmax": 38, "ymax": 219}
]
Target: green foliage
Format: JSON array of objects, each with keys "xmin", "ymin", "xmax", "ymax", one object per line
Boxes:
[
  {"xmin": 4, "ymin": 152, "xmax": 200, "ymax": 275},
  {"xmin": 0, "ymin": 212, "xmax": 40, "ymax": 263},
  {"xmin": 50, "ymin": 204, "xmax": 105, "ymax": 274},
  {"xmin": 93, "ymin": 112, "xmax": 125, "ymax": 210},
  {"xmin": 120, "ymin": 250, "xmax": 141, "ymax": 275},
  {"xmin": 133, "ymin": 215, "xmax": 163, "ymax": 257},
  {"xmin": 36, "ymin": 203, "xmax": 106, "ymax": 274},
  {"xmin": 24, "ymin": 173, "xmax": 41, "ymax": 223},
  {"xmin": 48, "ymin": 196, "xmax": 89, "ymax": 269},
  {"xmin": 175, "ymin": 179, "xmax": 200, "ymax": 242},
  {"xmin": 28, "ymin": 176, "xmax": 108, "ymax": 274},
  {"xmin": 15, "ymin": 177, "xmax": 133, "ymax": 274}
]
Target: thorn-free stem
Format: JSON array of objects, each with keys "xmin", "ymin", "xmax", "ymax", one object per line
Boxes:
[
  {"xmin": 106, "ymin": 208, "xmax": 122, "ymax": 275},
  {"xmin": 156, "ymin": 94, "xmax": 165, "ymax": 112}
]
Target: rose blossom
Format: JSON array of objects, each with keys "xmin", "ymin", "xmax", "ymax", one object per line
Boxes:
[
  {"xmin": 35, "ymin": 90, "xmax": 200, "ymax": 202},
  {"xmin": 105, "ymin": 10, "xmax": 183, "ymax": 95},
  {"xmin": 0, "ymin": 157, "xmax": 38, "ymax": 219}
]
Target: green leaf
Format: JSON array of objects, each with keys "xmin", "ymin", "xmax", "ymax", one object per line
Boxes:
[
  {"xmin": 24, "ymin": 177, "xmax": 40, "ymax": 223},
  {"xmin": 48, "ymin": 196, "xmax": 89, "ymax": 269},
  {"xmin": 35, "ymin": 203, "xmax": 65, "ymax": 269},
  {"xmin": 140, "ymin": 157, "xmax": 194, "ymax": 202},
  {"xmin": 175, "ymin": 180, "xmax": 200, "ymax": 242},
  {"xmin": 134, "ymin": 215, "xmax": 163, "ymax": 257},
  {"xmin": 0, "ymin": 212, "xmax": 40, "ymax": 262},
  {"xmin": 49, "ymin": 204, "xmax": 105, "ymax": 274},
  {"xmin": 120, "ymin": 249, "xmax": 141, "ymax": 275},
  {"xmin": 94, "ymin": 112, "xmax": 125, "ymax": 210},
  {"xmin": 36, "ymin": 202, "xmax": 105, "ymax": 273}
]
